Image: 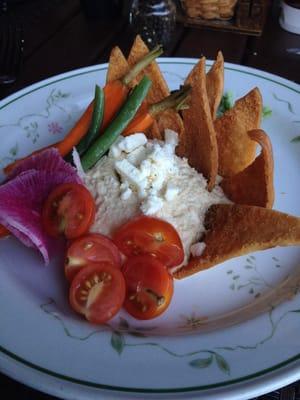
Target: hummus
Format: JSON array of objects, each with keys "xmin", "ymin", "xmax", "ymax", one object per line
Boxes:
[{"xmin": 84, "ymin": 131, "xmax": 230, "ymax": 265}]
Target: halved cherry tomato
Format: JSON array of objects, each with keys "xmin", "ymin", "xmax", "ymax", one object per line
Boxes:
[
  {"xmin": 113, "ymin": 216, "xmax": 184, "ymax": 268},
  {"xmin": 42, "ymin": 183, "xmax": 95, "ymax": 239},
  {"xmin": 65, "ymin": 233, "xmax": 122, "ymax": 282},
  {"xmin": 69, "ymin": 263, "xmax": 125, "ymax": 324},
  {"xmin": 122, "ymin": 255, "xmax": 174, "ymax": 320}
]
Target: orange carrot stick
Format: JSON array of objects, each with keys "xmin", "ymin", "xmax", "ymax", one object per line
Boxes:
[
  {"xmin": 55, "ymin": 101, "xmax": 94, "ymax": 154},
  {"xmin": 102, "ymin": 81, "xmax": 129, "ymax": 130},
  {"xmin": 4, "ymin": 102, "xmax": 94, "ymax": 175},
  {"xmin": 123, "ymin": 102, "xmax": 154, "ymax": 136}
]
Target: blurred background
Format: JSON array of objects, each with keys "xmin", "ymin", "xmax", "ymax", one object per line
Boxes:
[{"xmin": 0, "ymin": 0, "xmax": 299, "ymax": 102}]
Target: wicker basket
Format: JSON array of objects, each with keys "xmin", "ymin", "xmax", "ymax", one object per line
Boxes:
[{"xmin": 180, "ymin": 0, "xmax": 238, "ymax": 20}]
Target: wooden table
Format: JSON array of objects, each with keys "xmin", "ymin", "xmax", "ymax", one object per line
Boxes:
[{"xmin": 0, "ymin": 1, "xmax": 299, "ymax": 399}]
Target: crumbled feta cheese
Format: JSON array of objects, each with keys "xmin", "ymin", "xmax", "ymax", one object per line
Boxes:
[
  {"xmin": 118, "ymin": 133, "xmax": 147, "ymax": 153},
  {"xmin": 164, "ymin": 129, "xmax": 178, "ymax": 148},
  {"xmin": 109, "ymin": 136, "xmax": 123, "ymax": 158},
  {"xmin": 164, "ymin": 182, "xmax": 179, "ymax": 201},
  {"xmin": 114, "ymin": 159, "xmax": 147, "ymax": 197},
  {"xmin": 190, "ymin": 242, "xmax": 206, "ymax": 257},
  {"xmin": 113, "ymin": 133, "xmax": 179, "ymax": 202},
  {"xmin": 120, "ymin": 187, "xmax": 133, "ymax": 201},
  {"xmin": 109, "ymin": 133, "xmax": 147, "ymax": 159},
  {"xmin": 127, "ymin": 146, "xmax": 148, "ymax": 166},
  {"xmin": 141, "ymin": 195, "xmax": 164, "ymax": 215}
]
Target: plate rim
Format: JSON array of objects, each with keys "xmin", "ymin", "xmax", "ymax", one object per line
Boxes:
[
  {"xmin": 1, "ymin": 341, "xmax": 300, "ymax": 395},
  {"xmin": 0, "ymin": 58, "xmax": 299, "ymax": 112},
  {"xmin": 0, "ymin": 58, "xmax": 300, "ymax": 398}
]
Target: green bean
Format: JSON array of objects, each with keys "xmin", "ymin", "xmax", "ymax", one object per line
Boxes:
[
  {"xmin": 122, "ymin": 45, "xmax": 163, "ymax": 86},
  {"xmin": 81, "ymin": 76, "xmax": 152, "ymax": 171},
  {"xmin": 76, "ymin": 85, "xmax": 104, "ymax": 156}
]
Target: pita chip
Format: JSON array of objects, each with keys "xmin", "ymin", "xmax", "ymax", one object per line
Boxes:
[
  {"xmin": 221, "ymin": 129, "xmax": 275, "ymax": 208},
  {"xmin": 182, "ymin": 57, "xmax": 218, "ymax": 190},
  {"xmin": 214, "ymin": 87, "xmax": 263, "ymax": 177},
  {"xmin": 206, "ymin": 51, "xmax": 224, "ymax": 119},
  {"xmin": 175, "ymin": 204, "xmax": 300, "ymax": 279}
]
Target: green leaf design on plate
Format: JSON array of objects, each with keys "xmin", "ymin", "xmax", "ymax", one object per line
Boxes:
[
  {"xmin": 215, "ymin": 353, "xmax": 230, "ymax": 375},
  {"xmin": 217, "ymin": 346, "xmax": 235, "ymax": 351},
  {"xmin": 262, "ymin": 105, "xmax": 272, "ymax": 119},
  {"xmin": 9, "ymin": 143, "xmax": 18, "ymax": 157},
  {"xmin": 291, "ymin": 136, "xmax": 300, "ymax": 143},
  {"xmin": 189, "ymin": 355, "xmax": 213, "ymax": 368},
  {"xmin": 118, "ymin": 317, "xmax": 129, "ymax": 330},
  {"xmin": 111, "ymin": 331, "xmax": 125, "ymax": 355},
  {"xmin": 128, "ymin": 331, "xmax": 147, "ymax": 338},
  {"xmin": 273, "ymin": 93, "xmax": 295, "ymax": 114}
]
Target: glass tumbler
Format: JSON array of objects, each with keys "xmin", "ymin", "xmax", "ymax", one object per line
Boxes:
[{"xmin": 129, "ymin": 0, "xmax": 177, "ymax": 49}]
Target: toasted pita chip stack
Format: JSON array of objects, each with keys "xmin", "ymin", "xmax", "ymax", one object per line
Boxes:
[
  {"xmin": 175, "ymin": 204, "xmax": 300, "ymax": 279},
  {"xmin": 127, "ymin": 35, "xmax": 169, "ymax": 104},
  {"xmin": 215, "ymin": 87, "xmax": 262, "ymax": 177},
  {"xmin": 221, "ymin": 129, "xmax": 275, "ymax": 208},
  {"xmin": 182, "ymin": 57, "xmax": 218, "ymax": 191},
  {"xmin": 106, "ymin": 46, "xmax": 130, "ymax": 83},
  {"xmin": 127, "ymin": 35, "xmax": 164, "ymax": 140},
  {"xmin": 206, "ymin": 51, "xmax": 224, "ymax": 120},
  {"xmin": 127, "ymin": 35, "xmax": 185, "ymax": 145}
]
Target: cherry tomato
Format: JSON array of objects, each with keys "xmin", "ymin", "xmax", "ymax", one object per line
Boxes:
[
  {"xmin": 42, "ymin": 183, "xmax": 95, "ymax": 239},
  {"xmin": 69, "ymin": 263, "xmax": 125, "ymax": 324},
  {"xmin": 122, "ymin": 255, "xmax": 174, "ymax": 320},
  {"xmin": 65, "ymin": 233, "xmax": 122, "ymax": 282},
  {"xmin": 113, "ymin": 216, "xmax": 184, "ymax": 268}
]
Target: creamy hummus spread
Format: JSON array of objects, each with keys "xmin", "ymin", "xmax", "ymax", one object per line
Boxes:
[{"xmin": 84, "ymin": 130, "xmax": 230, "ymax": 265}]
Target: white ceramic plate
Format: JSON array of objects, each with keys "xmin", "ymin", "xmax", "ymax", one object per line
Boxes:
[{"xmin": 0, "ymin": 59, "xmax": 299, "ymax": 400}]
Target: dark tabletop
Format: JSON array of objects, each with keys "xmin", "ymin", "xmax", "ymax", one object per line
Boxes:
[{"xmin": 0, "ymin": 0, "xmax": 300, "ymax": 399}]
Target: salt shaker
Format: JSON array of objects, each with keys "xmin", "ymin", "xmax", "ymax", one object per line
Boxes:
[{"xmin": 129, "ymin": 0, "xmax": 177, "ymax": 49}]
